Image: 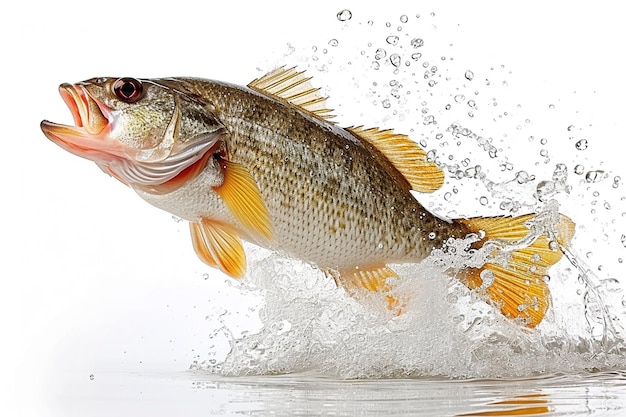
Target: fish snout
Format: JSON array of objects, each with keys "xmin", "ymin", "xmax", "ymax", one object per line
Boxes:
[{"xmin": 58, "ymin": 83, "xmax": 109, "ymax": 135}]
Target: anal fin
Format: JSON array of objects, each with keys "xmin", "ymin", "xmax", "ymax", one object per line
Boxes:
[{"xmin": 335, "ymin": 265, "xmax": 403, "ymax": 313}]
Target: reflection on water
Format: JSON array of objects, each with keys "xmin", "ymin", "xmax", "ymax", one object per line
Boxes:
[{"xmin": 41, "ymin": 370, "xmax": 626, "ymax": 417}]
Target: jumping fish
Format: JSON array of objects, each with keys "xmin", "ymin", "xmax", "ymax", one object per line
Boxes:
[{"xmin": 41, "ymin": 68, "xmax": 575, "ymax": 327}]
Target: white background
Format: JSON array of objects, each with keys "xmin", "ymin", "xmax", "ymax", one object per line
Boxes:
[{"xmin": 2, "ymin": 0, "xmax": 625, "ymax": 413}]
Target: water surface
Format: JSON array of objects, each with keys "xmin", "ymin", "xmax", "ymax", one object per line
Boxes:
[{"xmin": 43, "ymin": 370, "xmax": 626, "ymax": 416}]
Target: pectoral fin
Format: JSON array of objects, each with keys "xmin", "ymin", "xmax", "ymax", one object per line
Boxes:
[
  {"xmin": 213, "ymin": 158, "xmax": 273, "ymax": 243},
  {"xmin": 189, "ymin": 219, "xmax": 246, "ymax": 278}
]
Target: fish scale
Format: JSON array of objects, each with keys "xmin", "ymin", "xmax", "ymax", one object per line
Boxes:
[
  {"xmin": 174, "ymin": 79, "xmax": 448, "ymax": 267},
  {"xmin": 41, "ymin": 68, "xmax": 575, "ymax": 327}
]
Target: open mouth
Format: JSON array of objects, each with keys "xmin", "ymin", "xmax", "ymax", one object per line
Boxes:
[{"xmin": 40, "ymin": 84, "xmax": 121, "ymax": 161}]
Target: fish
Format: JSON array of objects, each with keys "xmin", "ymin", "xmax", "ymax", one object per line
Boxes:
[{"xmin": 41, "ymin": 67, "xmax": 575, "ymax": 327}]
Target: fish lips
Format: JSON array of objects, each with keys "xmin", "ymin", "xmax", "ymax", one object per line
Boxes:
[{"xmin": 41, "ymin": 83, "xmax": 122, "ymax": 162}]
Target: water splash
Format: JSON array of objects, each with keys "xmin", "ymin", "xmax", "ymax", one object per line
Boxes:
[{"xmin": 199, "ymin": 7, "xmax": 626, "ymax": 379}]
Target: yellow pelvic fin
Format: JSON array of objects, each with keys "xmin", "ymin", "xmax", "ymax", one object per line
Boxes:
[
  {"xmin": 248, "ymin": 66, "xmax": 335, "ymax": 122},
  {"xmin": 456, "ymin": 214, "xmax": 575, "ymax": 328},
  {"xmin": 189, "ymin": 219, "xmax": 246, "ymax": 279},
  {"xmin": 190, "ymin": 221, "xmax": 218, "ymax": 268},
  {"xmin": 213, "ymin": 158, "xmax": 273, "ymax": 242},
  {"xmin": 335, "ymin": 265, "xmax": 403, "ymax": 312},
  {"xmin": 347, "ymin": 126, "xmax": 445, "ymax": 193}
]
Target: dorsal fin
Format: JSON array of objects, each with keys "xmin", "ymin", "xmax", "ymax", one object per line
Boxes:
[
  {"xmin": 347, "ymin": 126, "xmax": 445, "ymax": 193},
  {"xmin": 248, "ymin": 66, "xmax": 335, "ymax": 122}
]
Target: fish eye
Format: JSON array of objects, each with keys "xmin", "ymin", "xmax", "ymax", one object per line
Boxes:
[{"xmin": 113, "ymin": 77, "xmax": 143, "ymax": 103}]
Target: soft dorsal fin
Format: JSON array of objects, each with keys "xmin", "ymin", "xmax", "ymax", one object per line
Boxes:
[
  {"xmin": 347, "ymin": 126, "xmax": 445, "ymax": 193},
  {"xmin": 248, "ymin": 66, "xmax": 335, "ymax": 122}
]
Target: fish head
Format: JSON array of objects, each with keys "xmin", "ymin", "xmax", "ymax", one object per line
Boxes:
[{"xmin": 41, "ymin": 77, "xmax": 225, "ymax": 190}]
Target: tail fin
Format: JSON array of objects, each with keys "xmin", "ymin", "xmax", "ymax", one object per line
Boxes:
[{"xmin": 456, "ymin": 213, "xmax": 575, "ymax": 328}]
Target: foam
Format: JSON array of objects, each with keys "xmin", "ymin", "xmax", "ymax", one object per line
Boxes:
[{"xmin": 192, "ymin": 213, "xmax": 625, "ymax": 379}]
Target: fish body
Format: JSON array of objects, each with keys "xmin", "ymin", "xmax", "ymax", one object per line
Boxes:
[
  {"xmin": 41, "ymin": 68, "xmax": 574, "ymax": 327},
  {"xmin": 136, "ymin": 77, "xmax": 464, "ymax": 271}
]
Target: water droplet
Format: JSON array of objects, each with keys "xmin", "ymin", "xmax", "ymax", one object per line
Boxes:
[
  {"xmin": 454, "ymin": 94, "xmax": 465, "ymax": 103},
  {"xmin": 467, "ymin": 100, "xmax": 476, "ymax": 108},
  {"xmin": 411, "ymin": 52, "xmax": 421, "ymax": 61},
  {"xmin": 515, "ymin": 170, "xmax": 532, "ymax": 184},
  {"xmin": 575, "ymin": 139, "xmax": 588, "ymax": 150},
  {"xmin": 585, "ymin": 170, "xmax": 605, "ymax": 183},
  {"xmin": 428, "ymin": 231, "xmax": 436, "ymax": 240},
  {"xmin": 390, "ymin": 53, "xmax": 401, "ymax": 67},
  {"xmin": 574, "ymin": 164, "xmax": 585, "ymax": 175},
  {"xmin": 382, "ymin": 99, "xmax": 391, "ymax": 108},
  {"xmin": 371, "ymin": 61, "xmax": 380, "ymax": 70},
  {"xmin": 400, "ymin": 14, "xmax": 409, "ymax": 23},
  {"xmin": 536, "ymin": 181, "xmax": 556, "ymax": 202},
  {"xmin": 328, "ymin": 39, "xmax": 339, "ymax": 47},
  {"xmin": 567, "ymin": 125, "xmax": 575, "ymax": 131},
  {"xmin": 202, "ymin": 273, "xmax": 210, "ymax": 280},
  {"xmin": 377, "ymin": 243, "xmax": 384, "ymax": 249},
  {"xmin": 479, "ymin": 196, "xmax": 489, "ymax": 206},
  {"xmin": 479, "ymin": 269, "xmax": 495, "ymax": 288},
  {"xmin": 386, "ymin": 35, "xmax": 399, "ymax": 45},
  {"xmin": 171, "ymin": 215, "xmax": 183, "ymax": 223},
  {"xmin": 411, "ymin": 38, "xmax": 424, "ymax": 48},
  {"xmin": 552, "ymin": 163, "xmax": 568, "ymax": 183},
  {"xmin": 375, "ymin": 48, "xmax": 387, "ymax": 60},
  {"xmin": 336, "ymin": 9, "xmax": 352, "ymax": 21},
  {"xmin": 621, "ymin": 234, "xmax": 626, "ymax": 248},
  {"xmin": 89, "ymin": 374, "xmax": 95, "ymax": 381},
  {"xmin": 602, "ymin": 278, "xmax": 622, "ymax": 293},
  {"xmin": 614, "ymin": 176, "xmax": 622, "ymax": 188},
  {"xmin": 604, "ymin": 201, "xmax": 611, "ymax": 210},
  {"xmin": 465, "ymin": 70, "xmax": 474, "ymax": 81}
]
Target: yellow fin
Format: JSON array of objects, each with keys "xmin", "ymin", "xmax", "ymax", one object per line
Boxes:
[
  {"xmin": 189, "ymin": 219, "xmax": 246, "ymax": 278},
  {"xmin": 457, "ymin": 214, "xmax": 575, "ymax": 328},
  {"xmin": 190, "ymin": 221, "xmax": 217, "ymax": 268},
  {"xmin": 248, "ymin": 66, "xmax": 335, "ymax": 122},
  {"xmin": 347, "ymin": 126, "xmax": 444, "ymax": 193},
  {"xmin": 337, "ymin": 265, "xmax": 403, "ymax": 312},
  {"xmin": 213, "ymin": 158, "xmax": 273, "ymax": 242}
]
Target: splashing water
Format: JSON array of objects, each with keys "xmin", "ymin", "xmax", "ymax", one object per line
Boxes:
[{"xmin": 193, "ymin": 9, "xmax": 626, "ymax": 379}]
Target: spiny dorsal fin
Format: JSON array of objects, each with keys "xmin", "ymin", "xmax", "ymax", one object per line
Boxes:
[
  {"xmin": 248, "ymin": 66, "xmax": 335, "ymax": 122},
  {"xmin": 347, "ymin": 126, "xmax": 445, "ymax": 193},
  {"xmin": 456, "ymin": 214, "xmax": 575, "ymax": 328}
]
